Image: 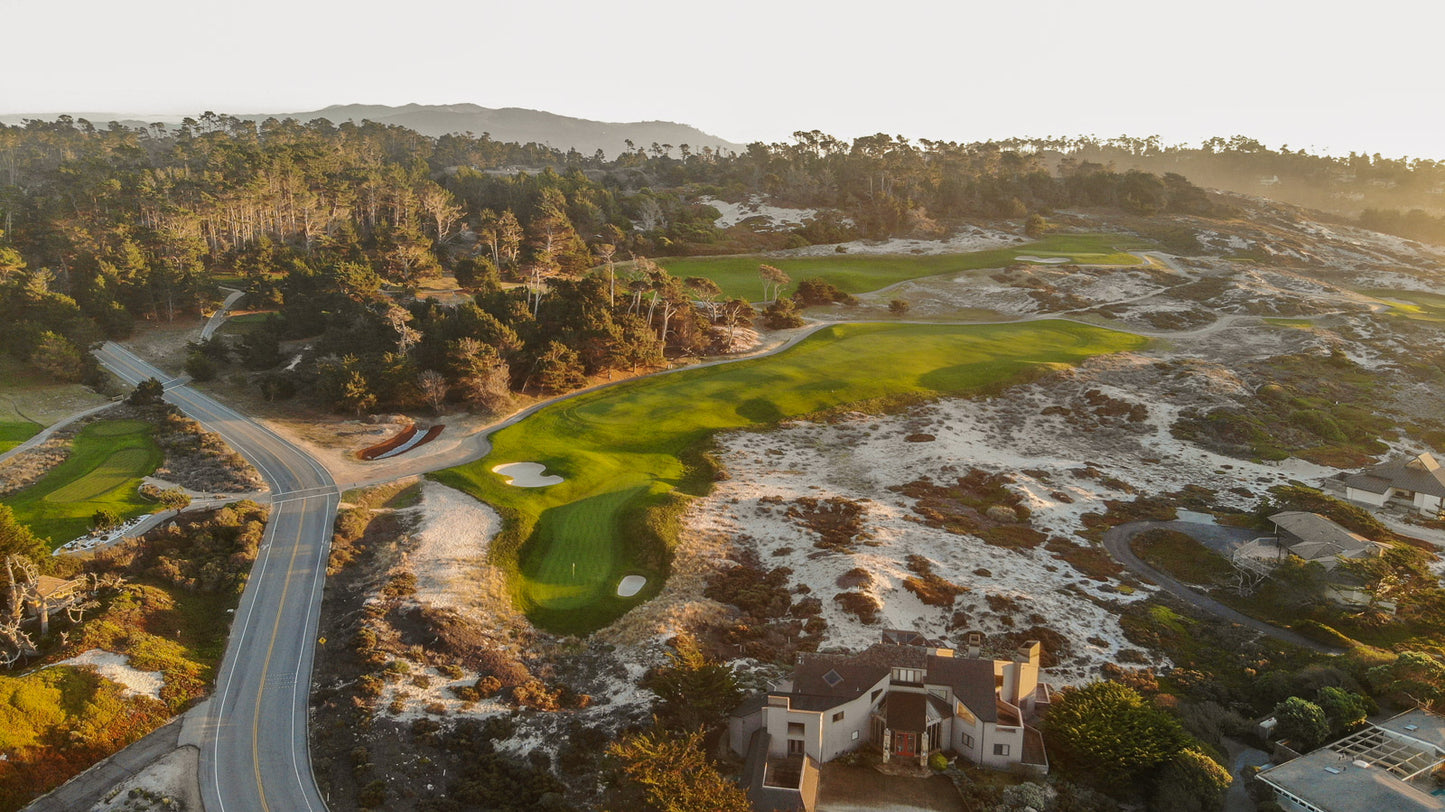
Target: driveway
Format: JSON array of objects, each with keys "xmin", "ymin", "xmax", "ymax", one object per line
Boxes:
[
  {"xmin": 816, "ymin": 763, "xmax": 963, "ymax": 812},
  {"xmin": 1102, "ymin": 520, "xmax": 1341, "ymax": 654}
]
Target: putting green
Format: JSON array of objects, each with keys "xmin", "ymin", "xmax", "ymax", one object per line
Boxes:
[
  {"xmin": 3, "ymin": 419, "xmax": 162, "ymax": 546},
  {"xmin": 655, "ymin": 233, "xmax": 1145, "ymax": 300},
  {"xmin": 436, "ymin": 320, "xmax": 1149, "ymax": 634}
]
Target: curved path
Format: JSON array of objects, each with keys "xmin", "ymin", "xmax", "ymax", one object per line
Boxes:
[
  {"xmin": 94, "ymin": 341, "xmax": 338, "ymax": 812},
  {"xmin": 1102, "ymin": 520, "xmax": 1341, "ymax": 654}
]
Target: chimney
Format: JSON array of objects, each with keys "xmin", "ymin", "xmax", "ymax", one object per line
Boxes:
[
  {"xmin": 1015, "ymin": 640, "xmax": 1040, "ymax": 666},
  {"xmin": 966, "ymin": 632, "xmax": 982, "ymax": 659}
]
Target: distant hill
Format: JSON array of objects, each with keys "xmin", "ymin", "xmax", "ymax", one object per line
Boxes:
[{"xmin": 0, "ymin": 103, "xmax": 745, "ymax": 159}]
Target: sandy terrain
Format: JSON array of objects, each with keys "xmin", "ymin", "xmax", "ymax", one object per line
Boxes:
[
  {"xmin": 51, "ymin": 649, "xmax": 165, "ymax": 700},
  {"xmin": 90, "ymin": 745, "xmax": 200, "ymax": 812},
  {"xmin": 677, "ymin": 350, "xmax": 1346, "ymax": 684}
]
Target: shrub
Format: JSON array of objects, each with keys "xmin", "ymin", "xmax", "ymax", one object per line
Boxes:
[{"xmin": 927, "ymin": 751, "xmax": 948, "ymax": 771}]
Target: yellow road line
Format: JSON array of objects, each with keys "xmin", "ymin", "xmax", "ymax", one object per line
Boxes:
[{"xmin": 251, "ymin": 507, "xmax": 306, "ymax": 812}]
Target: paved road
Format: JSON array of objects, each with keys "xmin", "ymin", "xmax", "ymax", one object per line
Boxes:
[
  {"xmin": 0, "ymin": 399, "xmax": 122, "ymax": 466},
  {"xmin": 95, "ymin": 341, "xmax": 337, "ymax": 812},
  {"xmin": 1102, "ymin": 520, "xmax": 1341, "ymax": 654},
  {"xmin": 201, "ymin": 288, "xmax": 246, "ymax": 340}
]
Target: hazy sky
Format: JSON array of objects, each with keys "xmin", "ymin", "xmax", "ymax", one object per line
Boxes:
[{"xmin": 5, "ymin": 0, "xmax": 1442, "ymax": 158}]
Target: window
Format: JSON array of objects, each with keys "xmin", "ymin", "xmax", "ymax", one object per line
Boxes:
[
  {"xmin": 993, "ymin": 743, "xmax": 1010, "ymax": 757},
  {"xmin": 962, "ymin": 733, "xmax": 975, "ymax": 749},
  {"xmin": 832, "ymin": 711, "xmax": 845, "ymax": 723},
  {"xmin": 870, "ymin": 688, "xmax": 883, "ymax": 704},
  {"xmin": 893, "ymin": 667, "xmax": 922, "ymax": 684},
  {"xmin": 788, "ymin": 723, "xmax": 804, "ymax": 736},
  {"xmin": 788, "ymin": 739, "xmax": 805, "ymax": 756},
  {"xmin": 851, "ymin": 730, "xmax": 860, "ymax": 741}
]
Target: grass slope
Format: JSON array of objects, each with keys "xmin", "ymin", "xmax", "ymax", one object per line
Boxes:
[
  {"xmin": 435, "ymin": 320, "xmax": 1149, "ymax": 634},
  {"xmin": 0, "ymin": 423, "xmax": 39, "ymax": 455},
  {"xmin": 3, "ymin": 420, "xmax": 162, "ymax": 546},
  {"xmin": 656, "ymin": 233, "xmax": 1146, "ymax": 300}
]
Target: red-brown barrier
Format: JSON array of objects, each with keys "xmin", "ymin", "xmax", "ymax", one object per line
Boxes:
[{"xmin": 358, "ymin": 422, "xmax": 417, "ymax": 460}]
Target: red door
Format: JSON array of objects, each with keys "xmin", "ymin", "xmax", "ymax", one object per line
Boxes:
[{"xmin": 894, "ymin": 732, "xmax": 916, "ymax": 757}]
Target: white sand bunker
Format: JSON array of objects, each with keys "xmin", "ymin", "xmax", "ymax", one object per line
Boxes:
[
  {"xmin": 52, "ymin": 649, "xmax": 164, "ymax": 700},
  {"xmin": 617, "ymin": 575, "xmax": 647, "ymax": 597},
  {"xmin": 1014, "ymin": 255, "xmax": 1071, "ymax": 264},
  {"xmin": 492, "ymin": 462, "xmax": 564, "ymax": 487}
]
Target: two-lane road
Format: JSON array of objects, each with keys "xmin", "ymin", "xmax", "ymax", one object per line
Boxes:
[{"xmin": 95, "ymin": 342, "xmax": 337, "ymax": 812}]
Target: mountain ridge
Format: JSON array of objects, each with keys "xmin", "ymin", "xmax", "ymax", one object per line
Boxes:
[{"xmin": 0, "ymin": 103, "xmax": 746, "ymax": 158}]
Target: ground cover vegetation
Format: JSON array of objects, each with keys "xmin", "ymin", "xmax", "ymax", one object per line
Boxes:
[
  {"xmin": 0, "ymin": 501, "xmax": 265, "ymax": 811},
  {"xmin": 435, "ymin": 320, "xmax": 1147, "ymax": 634}
]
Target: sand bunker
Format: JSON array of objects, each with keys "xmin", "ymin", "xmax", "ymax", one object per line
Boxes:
[
  {"xmin": 1014, "ymin": 255, "xmax": 1071, "ymax": 264},
  {"xmin": 617, "ymin": 575, "xmax": 647, "ymax": 597},
  {"xmin": 492, "ymin": 462, "xmax": 564, "ymax": 487},
  {"xmin": 52, "ymin": 649, "xmax": 164, "ymax": 699}
]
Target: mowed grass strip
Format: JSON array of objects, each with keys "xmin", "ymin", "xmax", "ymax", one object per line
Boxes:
[
  {"xmin": 655, "ymin": 233, "xmax": 1146, "ymax": 300},
  {"xmin": 435, "ymin": 320, "xmax": 1149, "ymax": 634},
  {"xmin": 3, "ymin": 419, "xmax": 162, "ymax": 546},
  {"xmin": 0, "ymin": 422, "xmax": 40, "ymax": 455},
  {"xmin": 1359, "ymin": 289, "xmax": 1445, "ymax": 323}
]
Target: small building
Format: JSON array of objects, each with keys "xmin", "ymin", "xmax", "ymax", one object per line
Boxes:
[
  {"xmin": 1268, "ymin": 512, "xmax": 1387, "ymax": 570},
  {"xmin": 1343, "ymin": 452, "xmax": 1445, "ymax": 518},
  {"xmin": 733, "ymin": 632, "xmax": 1050, "ymax": 810},
  {"xmin": 1256, "ymin": 709, "xmax": 1445, "ymax": 812}
]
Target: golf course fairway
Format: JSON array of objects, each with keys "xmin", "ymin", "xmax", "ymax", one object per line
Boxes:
[
  {"xmin": 434, "ymin": 320, "xmax": 1149, "ymax": 634},
  {"xmin": 656, "ymin": 233, "xmax": 1145, "ymax": 300},
  {"xmin": 3, "ymin": 419, "xmax": 163, "ymax": 547}
]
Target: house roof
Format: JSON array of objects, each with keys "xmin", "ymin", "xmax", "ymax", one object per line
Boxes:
[
  {"xmin": 1346, "ymin": 453, "xmax": 1445, "ymax": 499},
  {"xmin": 1259, "ymin": 750, "xmax": 1445, "ymax": 812},
  {"xmin": 1270, "ymin": 511, "xmax": 1381, "ymax": 559},
  {"xmin": 786, "ymin": 644, "xmax": 924, "ymax": 710},
  {"xmin": 781, "ymin": 643, "xmax": 1000, "ymax": 722},
  {"xmin": 885, "ymin": 692, "xmax": 927, "ymax": 733},
  {"xmin": 1378, "ymin": 709, "xmax": 1445, "ymax": 753},
  {"xmin": 33, "ymin": 576, "xmax": 80, "ymax": 600},
  {"xmin": 924, "ymin": 654, "xmax": 999, "ymax": 723}
]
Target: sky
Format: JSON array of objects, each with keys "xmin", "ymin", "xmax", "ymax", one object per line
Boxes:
[{"xmin": 3, "ymin": 0, "xmax": 1443, "ymax": 159}]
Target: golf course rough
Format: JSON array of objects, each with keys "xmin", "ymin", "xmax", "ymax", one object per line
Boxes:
[
  {"xmin": 3, "ymin": 419, "xmax": 163, "ymax": 547},
  {"xmin": 435, "ymin": 320, "xmax": 1149, "ymax": 635}
]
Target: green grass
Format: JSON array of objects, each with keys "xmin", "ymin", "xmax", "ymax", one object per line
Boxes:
[
  {"xmin": 0, "ymin": 422, "xmax": 39, "ymax": 455},
  {"xmin": 2, "ymin": 419, "xmax": 162, "ymax": 546},
  {"xmin": 1262, "ymin": 317, "xmax": 1316, "ymax": 329},
  {"xmin": 435, "ymin": 320, "xmax": 1149, "ymax": 634},
  {"xmin": 1359, "ymin": 289, "xmax": 1445, "ymax": 323},
  {"xmin": 654, "ymin": 233, "xmax": 1147, "ymax": 300}
]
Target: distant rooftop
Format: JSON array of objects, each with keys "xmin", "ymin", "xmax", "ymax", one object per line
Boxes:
[{"xmin": 1259, "ymin": 710, "xmax": 1445, "ymax": 812}]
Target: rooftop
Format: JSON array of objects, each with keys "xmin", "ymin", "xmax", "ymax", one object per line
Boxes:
[
  {"xmin": 1259, "ymin": 711, "xmax": 1445, "ymax": 812},
  {"xmin": 1345, "ymin": 453, "xmax": 1445, "ymax": 499},
  {"xmin": 1270, "ymin": 511, "xmax": 1380, "ymax": 558},
  {"xmin": 1259, "ymin": 749, "xmax": 1444, "ymax": 812}
]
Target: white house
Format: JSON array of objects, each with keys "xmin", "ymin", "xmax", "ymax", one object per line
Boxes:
[
  {"xmin": 1343, "ymin": 452, "xmax": 1445, "ymax": 517},
  {"xmin": 739, "ymin": 632, "xmax": 1049, "ymax": 777}
]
